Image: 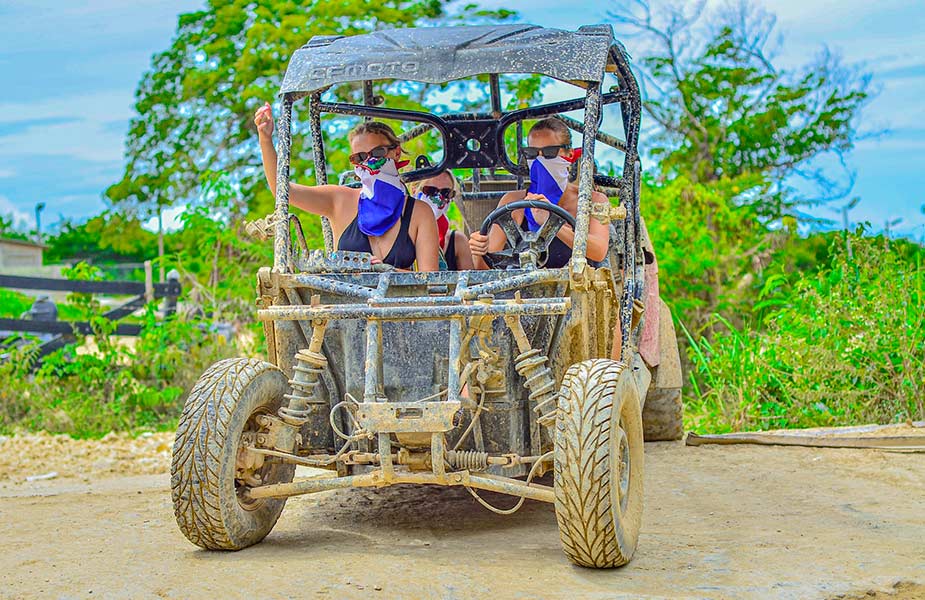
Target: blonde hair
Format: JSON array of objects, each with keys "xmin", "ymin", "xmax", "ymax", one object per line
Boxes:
[
  {"xmin": 347, "ymin": 121, "xmax": 402, "ymax": 147},
  {"xmin": 410, "ymin": 170, "xmax": 462, "ymax": 199},
  {"xmin": 529, "ymin": 117, "xmax": 572, "ymax": 146}
]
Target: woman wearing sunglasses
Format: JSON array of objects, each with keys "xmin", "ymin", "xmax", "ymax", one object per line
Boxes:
[
  {"xmin": 254, "ymin": 102, "xmax": 439, "ymax": 271},
  {"xmin": 411, "ymin": 171, "xmax": 475, "ymax": 271},
  {"xmin": 468, "ymin": 117, "xmax": 610, "ymax": 270}
]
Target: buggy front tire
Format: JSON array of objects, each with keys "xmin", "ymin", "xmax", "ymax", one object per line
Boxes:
[
  {"xmin": 554, "ymin": 359, "xmax": 644, "ymax": 568},
  {"xmin": 171, "ymin": 358, "xmax": 296, "ymax": 550}
]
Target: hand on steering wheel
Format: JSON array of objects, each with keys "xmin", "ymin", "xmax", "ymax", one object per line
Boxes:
[{"xmin": 478, "ymin": 199, "xmax": 576, "ymax": 269}]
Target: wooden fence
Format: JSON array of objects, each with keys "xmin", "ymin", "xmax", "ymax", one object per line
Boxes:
[{"xmin": 0, "ymin": 268, "xmax": 181, "ymax": 361}]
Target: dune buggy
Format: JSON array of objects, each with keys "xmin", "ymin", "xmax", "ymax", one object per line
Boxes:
[{"xmin": 170, "ymin": 23, "xmax": 682, "ymax": 568}]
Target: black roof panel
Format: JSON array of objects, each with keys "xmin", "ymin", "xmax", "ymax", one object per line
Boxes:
[{"xmin": 280, "ymin": 24, "xmax": 618, "ymax": 94}]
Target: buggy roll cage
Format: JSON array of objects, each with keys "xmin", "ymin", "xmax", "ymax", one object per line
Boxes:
[{"xmin": 269, "ymin": 24, "xmax": 644, "ymax": 310}]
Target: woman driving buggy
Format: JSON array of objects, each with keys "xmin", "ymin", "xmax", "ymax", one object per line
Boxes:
[
  {"xmin": 410, "ymin": 170, "xmax": 475, "ymax": 271},
  {"xmin": 468, "ymin": 117, "xmax": 610, "ymax": 270},
  {"xmin": 254, "ymin": 103, "xmax": 440, "ymax": 271}
]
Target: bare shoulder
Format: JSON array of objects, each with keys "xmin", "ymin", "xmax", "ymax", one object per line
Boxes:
[
  {"xmin": 498, "ymin": 189, "xmax": 527, "ymax": 205},
  {"xmin": 410, "ymin": 198, "xmax": 433, "ymax": 222}
]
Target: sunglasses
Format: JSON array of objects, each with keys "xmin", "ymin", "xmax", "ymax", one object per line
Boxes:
[
  {"xmin": 520, "ymin": 145, "xmax": 565, "ymax": 160},
  {"xmin": 420, "ymin": 186, "xmax": 456, "ymax": 200},
  {"xmin": 348, "ymin": 144, "xmax": 398, "ymax": 165}
]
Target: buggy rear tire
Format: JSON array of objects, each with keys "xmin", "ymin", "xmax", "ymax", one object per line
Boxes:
[
  {"xmin": 643, "ymin": 385, "xmax": 683, "ymax": 441},
  {"xmin": 171, "ymin": 358, "xmax": 296, "ymax": 550},
  {"xmin": 554, "ymin": 359, "xmax": 644, "ymax": 568}
]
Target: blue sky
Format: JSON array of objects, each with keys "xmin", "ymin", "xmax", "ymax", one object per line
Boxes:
[{"xmin": 0, "ymin": 0, "xmax": 923, "ymax": 240}]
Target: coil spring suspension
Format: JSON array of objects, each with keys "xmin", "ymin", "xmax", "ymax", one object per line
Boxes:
[
  {"xmin": 514, "ymin": 349, "xmax": 558, "ymax": 427},
  {"xmin": 446, "ymin": 450, "xmax": 489, "ymax": 471},
  {"xmin": 280, "ymin": 348, "xmax": 328, "ymax": 426}
]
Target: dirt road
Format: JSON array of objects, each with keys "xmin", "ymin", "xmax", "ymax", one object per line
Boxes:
[{"xmin": 1, "ymin": 438, "xmax": 923, "ymax": 600}]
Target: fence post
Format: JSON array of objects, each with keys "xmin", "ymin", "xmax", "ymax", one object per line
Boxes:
[
  {"xmin": 164, "ymin": 269, "xmax": 180, "ymax": 317},
  {"xmin": 144, "ymin": 261, "xmax": 154, "ymax": 304}
]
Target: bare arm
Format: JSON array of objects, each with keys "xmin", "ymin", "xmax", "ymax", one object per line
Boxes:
[
  {"xmin": 411, "ymin": 200, "xmax": 440, "ymax": 272},
  {"xmin": 526, "ymin": 191, "xmax": 610, "ymax": 263},
  {"xmin": 452, "ymin": 231, "xmax": 475, "ymax": 270},
  {"xmin": 255, "ymin": 103, "xmax": 345, "ymax": 220}
]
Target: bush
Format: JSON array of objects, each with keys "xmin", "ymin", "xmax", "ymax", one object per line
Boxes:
[
  {"xmin": 0, "ymin": 306, "xmax": 241, "ymax": 438},
  {"xmin": 685, "ymin": 232, "xmax": 925, "ymax": 432}
]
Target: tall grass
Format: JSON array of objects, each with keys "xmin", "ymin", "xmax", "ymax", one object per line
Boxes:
[{"xmin": 684, "ymin": 233, "xmax": 925, "ymax": 432}]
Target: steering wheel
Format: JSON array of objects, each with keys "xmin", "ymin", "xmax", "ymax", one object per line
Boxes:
[{"xmin": 478, "ymin": 200, "xmax": 576, "ymax": 269}]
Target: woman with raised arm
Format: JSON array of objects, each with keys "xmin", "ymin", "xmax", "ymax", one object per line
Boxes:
[
  {"xmin": 467, "ymin": 117, "xmax": 610, "ymax": 270},
  {"xmin": 254, "ymin": 102, "xmax": 439, "ymax": 271}
]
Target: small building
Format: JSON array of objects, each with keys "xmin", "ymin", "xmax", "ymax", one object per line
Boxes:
[{"xmin": 0, "ymin": 237, "xmax": 46, "ymax": 270}]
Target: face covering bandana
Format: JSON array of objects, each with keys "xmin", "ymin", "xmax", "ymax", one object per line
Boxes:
[
  {"xmin": 417, "ymin": 189, "xmax": 451, "ymax": 246},
  {"xmin": 355, "ymin": 156, "xmax": 409, "ymax": 237},
  {"xmin": 523, "ymin": 149, "xmax": 581, "ymax": 232}
]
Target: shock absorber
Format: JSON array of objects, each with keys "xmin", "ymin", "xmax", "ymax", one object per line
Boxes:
[
  {"xmin": 513, "ymin": 348, "xmax": 558, "ymax": 427},
  {"xmin": 274, "ymin": 321, "xmax": 328, "ymax": 453},
  {"xmin": 505, "ymin": 315, "xmax": 559, "ymax": 428},
  {"xmin": 280, "ymin": 346, "xmax": 329, "ymax": 425}
]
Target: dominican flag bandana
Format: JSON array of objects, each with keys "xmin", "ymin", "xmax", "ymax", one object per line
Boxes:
[
  {"xmin": 417, "ymin": 190, "xmax": 451, "ymax": 246},
  {"xmin": 523, "ymin": 149, "xmax": 581, "ymax": 232},
  {"xmin": 355, "ymin": 157, "xmax": 409, "ymax": 236}
]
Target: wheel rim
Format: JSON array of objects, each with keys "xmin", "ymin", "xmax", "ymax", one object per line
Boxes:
[
  {"xmin": 234, "ymin": 409, "xmax": 275, "ymax": 511},
  {"xmin": 615, "ymin": 425, "xmax": 630, "ymax": 514}
]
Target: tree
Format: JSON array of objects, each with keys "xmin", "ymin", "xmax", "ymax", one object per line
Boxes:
[
  {"xmin": 0, "ymin": 214, "xmax": 30, "ymax": 242},
  {"xmin": 106, "ymin": 0, "xmax": 520, "ymax": 238},
  {"xmin": 609, "ymin": 0, "xmax": 872, "ymax": 215}
]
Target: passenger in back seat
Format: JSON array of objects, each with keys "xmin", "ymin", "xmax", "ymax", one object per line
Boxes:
[{"xmin": 410, "ymin": 171, "xmax": 474, "ymax": 271}]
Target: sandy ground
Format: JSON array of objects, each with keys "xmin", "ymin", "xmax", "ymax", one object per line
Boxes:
[{"xmin": 0, "ymin": 434, "xmax": 923, "ymax": 600}]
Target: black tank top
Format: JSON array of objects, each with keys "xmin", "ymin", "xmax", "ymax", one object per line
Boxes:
[
  {"xmin": 338, "ymin": 197, "xmax": 417, "ymax": 269},
  {"xmin": 520, "ymin": 220, "xmax": 573, "ymax": 268},
  {"xmin": 444, "ymin": 230, "xmax": 458, "ymax": 271}
]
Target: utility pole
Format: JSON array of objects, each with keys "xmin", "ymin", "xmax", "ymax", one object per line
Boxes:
[
  {"xmin": 157, "ymin": 205, "xmax": 165, "ymax": 283},
  {"xmin": 885, "ymin": 217, "xmax": 903, "ymax": 241},
  {"xmin": 34, "ymin": 202, "xmax": 46, "ymax": 245},
  {"xmin": 831, "ymin": 197, "xmax": 860, "ymax": 259},
  {"xmin": 920, "ymin": 204, "xmax": 925, "ymax": 246}
]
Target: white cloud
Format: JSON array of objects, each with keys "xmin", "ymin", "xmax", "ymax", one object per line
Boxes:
[
  {"xmin": 0, "ymin": 168, "xmax": 15, "ymax": 178},
  {"xmin": 142, "ymin": 204, "xmax": 188, "ymax": 233},
  {"xmin": 0, "ymin": 193, "xmax": 34, "ymax": 227},
  {"xmin": 0, "ymin": 90, "xmax": 134, "ymax": 163}
]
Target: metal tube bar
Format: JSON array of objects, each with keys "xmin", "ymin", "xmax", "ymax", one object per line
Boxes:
[
  {"xmin": 281, "ymin": 269, "xmax": 535, "ymax": 288},
  {"xmin": 399, "ymin": 122, "xmax": 434, "ymax": 144},
  {"xmin": 288, "ymin": 274, "xmax": 377, "ymax": 299},
  {"xmin": 447, "ymin": 271, "xmax": 469, "ymax": 404},
  {"xmin": 460, "ymin": 268, "xmax": 567, "ymax": 300},
  {"xmin": 367, "ymin": 295, "xmax": 467, "ymax": 306},
  {"xmin": 447, "ymin": 317, "xmax": 463, "ymax": 403},
  {"xmin": 467, "ymin": 473, "xmax": 555, "ymax": 503},
  {"xmin": 364, "ymin": 319, "xmax": 382, "ymax": 401},
  {"xmin": 461, "ymin": 191, "xmax": 509, "ymax": 201},
  {"xmin": 553, "ymin": 114, "xmax": 626, "ymax": 152},
  {"xmin": 309, "ymin": 92, "xmax": 334, "ymax": 252},
  {"xmin": 246, "ymin": 470, "xmax": 556, "ymax": 503},
  {"xmin": 362, "ymin": 80, "xmax": 374, "ymax": 114},
  {"xmin": 273, "ymin": 95, "xmax": 294, "ymax": 272},
  {"xmin": 570, "ymin": 83, "xmax": 603, "ymax": 277},
  {"xmin": 247, "ymin": 473, "xmax": 376, "ymax": 499},
  {"xmin": 489, "ymin": 73, "xmax": 502, "ymax": 116},
  {"xmin": 258, "ymin": 298, "xmax": 570, "ymax": 322},
  {"xmin": 515, "ymin": 120, "xmax": 524, "ymax": 189}
]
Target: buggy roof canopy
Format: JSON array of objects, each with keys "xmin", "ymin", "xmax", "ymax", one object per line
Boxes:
[{"xmin": 280, "ymin": 24, "xmax": 621, "ymax": 95}]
